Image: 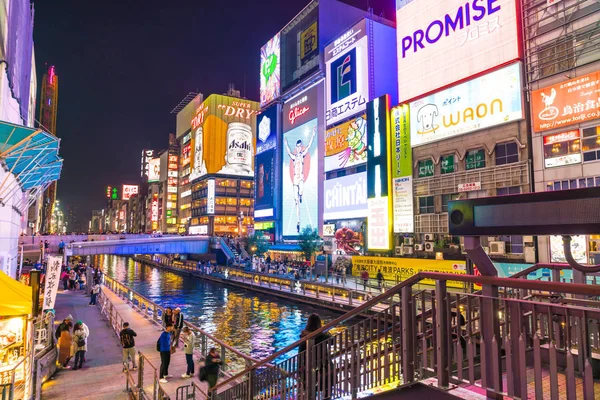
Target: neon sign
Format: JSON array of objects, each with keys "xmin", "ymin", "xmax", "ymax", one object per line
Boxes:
[{"xmin": 288, "ymin": 106, "xmax": 310, "ymax": 125}]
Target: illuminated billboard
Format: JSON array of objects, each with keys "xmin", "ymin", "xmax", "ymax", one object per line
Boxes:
[
  {"xmin": 260, "ymin": 33, "xmax": 281, "ymax": 107},
  {"xmin": 189, "ymin": 95, "xmax": 260, "ymax": 181},
  {"xmin": 148, "ymin": 158, "xmax": 160, "ymax": 182},
  {"xmin": 324, "ymin": 114, "xmax": 366, "ymax": 172},
  {"xmin": 323, "ymin": 172, "xmax": 367, "ymax": 220},
  {"xmin": 140, "ymin": 149, "xmax": 154, "ymax": 180},
  {"xmin": 255, "ymin": 105, "xmax": 278, "ymax": 220},
  {"xmin": 396, "ymin": 0, "xmax": 519, "ymax": 102},
  {"xmin": 391, "ymin": 105, "xmax": 414, "ymax": 233},
  {"xmin": 282, "ymin": 83, "xmax": 319, "ymax": 133},
  {"xmin": 122, "ymin": 185, "xmax": 139, "ymax": 201},
  {"xmin": 366, "ymin": 95, "xmax": 392, "ymax": 251},
  {"xmin": 282, "ymin": 117, "xmax": 318, "ymax": 236},
  {"xmin": 325, "ymin": 20, "xmax": 369, "ymax": 126},
  {"xmin": 410, "ymin": 63, "xmax": 523, "ymax": 147}
]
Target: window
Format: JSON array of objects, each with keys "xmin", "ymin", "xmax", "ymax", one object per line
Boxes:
[
  {"xmin": 498, "ymin": 235, "xmax": 524, "ymax": 254},
  {"xmin": 582, "ymin": 126, "xmax": 600, "ymax": 162},
  {"xmin": 440, "ymin": 154, "xmax": 455, "ymax": 174},
  {"xmin": 546, "ymin": 175, "xmax": 600, "ymax": 191},
  {"xmin": 419, "ymin": 196, "xmax": 434, "ymax": 214},
  {"xmin": 495, "ymin": 142, "xmax": 519, "ymax": 165},
  {"xmin": 539, "ymin": 38, "xmax": 575, "ymax": 79},
  {"xmin": 543, "ymin": 130, "xmax": 581, "ymax": 168},
  {"xmin": 441, "ymin": 193, "xmax": 459, "ymax": 212},
  {"xmin": 465, "ymin": 149, "xmax": 485, "ymax": 170},
  {"xmin": 496, "ymin": 187, "xmax": 520, "ymax": 196},
  {"xmin": 418, "ymin": 159, "xmax": 434, "ymax": 178}
]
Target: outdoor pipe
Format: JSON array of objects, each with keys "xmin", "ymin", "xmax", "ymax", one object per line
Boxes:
[{"xmin": 563, "ymin": 235, "xmax": 600, "ymax": 273}]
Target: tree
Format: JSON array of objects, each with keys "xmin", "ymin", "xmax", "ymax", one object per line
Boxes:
[
  {"xmin": 297, "ymin": 226, "xmax": 322, "ymax": 262},
  {"xmin": 245, "ymin": 234, "xmax": 271, "ymax": 257}
]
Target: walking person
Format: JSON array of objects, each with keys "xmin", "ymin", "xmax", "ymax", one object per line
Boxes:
[
  {"xmin": 172, "ymin": 308, "xmax": 184, "ymax": 347},
  {"xmin": 157, "ymin": 326, "xmax": 173, "ymax": 383},
  {"xmin": 298, "ymin": 314, "xmax": 333, "ymax": 399},
  {"xmin": 58, "ymin": 240, "xmax": 65, "ymax": 254},
  {"xmin": 205, "ymin": 347, "xmax": 224, "ymax": 397},
  {"xmin": 376, "ymin": 269, "xmax": 384, "ymax": 290},
  {"xmin": 181, "ymin": 327, "xmax": 195, "ymax": 378},
  {"xmin": 71, "ymin": 322, "xmax": 88, "ymax": 370},
  {"xmin": 89, "ymin": 282, "xmax": 100, "ymax": 305},
  {"xmin": 360, "ymin": 268, "xmax": 369, "ymax": 291},
  {"xmin": 120, "ymin": 322, "xmax": 137, "ymax": 372}
]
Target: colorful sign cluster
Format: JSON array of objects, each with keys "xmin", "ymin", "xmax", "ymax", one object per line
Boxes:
[
  {"xmin": 409, "ymin": 62, "xmax": 523, "ymax": 147},
  {"xmin": 396, "ymin": 0, "xmax": 519, "ymax": 102},
  {"xmin": 189, "ymin": 95, "xmax": 260, "ymax": 181},
  {"xmin": 325, "ymin": 20, "xmax": 369, "ymax": 126},
  {"xmin": 531, "ymin": 70, "xmax": 600, "ymax": 132},
  {"xmin": 391, "ymin": 104, "xmax": 414, "ymax": 233},
  {"xmin": 324, "ymin": 114, "xmax": 367, "ymax": 172},
  {"xmin": 260, "ymin": 33, "xmax": 281, "ymax": 107}
]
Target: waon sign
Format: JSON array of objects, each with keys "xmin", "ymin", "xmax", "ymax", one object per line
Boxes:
[{"xmin": 532, "ymin": 70, "xmax": 600, "ymax": 132}]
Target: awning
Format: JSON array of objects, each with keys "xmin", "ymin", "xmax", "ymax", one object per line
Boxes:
[
  {"xmin": 0, "ymin": 121, "xmax": 62, "ymax": 194},
  {"xmin": 269, "ymin": 244, "xmax": 302, "ymax": 252},
  {"xmin": 0, "ymin": 271, "xmax": 32, "ymax": 316}
]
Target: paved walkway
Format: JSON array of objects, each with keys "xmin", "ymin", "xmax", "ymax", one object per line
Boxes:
[
  {"xmin": 42, "ymin": 287, "xmax": 210, "ymax": 400},
  {"xmin": 41, "ymin": 290, "xmax": 129, "ymax": 400}
]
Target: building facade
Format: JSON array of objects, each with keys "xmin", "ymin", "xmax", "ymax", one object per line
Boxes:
[{"xmin": 524, "ymin": 0, "xmax": 600, "ymax": 264}]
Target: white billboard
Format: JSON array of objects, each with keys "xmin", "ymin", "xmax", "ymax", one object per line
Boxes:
[
  {"xmin": 409, "ymin": 63, "xmax": 523, "ymax": 147},
  {"xmin": 396, "ymin": 0, "xmax": 519, "ymax": 102},
  {"xmin": 323, "ymin": 172, "xmax": 368, "ymax": 220},
  {"xmin": 393, "ymin": 176, "xmax": 414, "ymax": 233},
  {"xmin": 122, "ymin": 185, "xmax": 139, "ymax": 201},
  {"xmin": 148, "ymin": 158, "xmax": 160, "ymax": 182},
  {"xmin": 207, "ymin": 179, "xmax": 215, "ymax": 215},
  {"xmin": 325, "ymin": 20, "xmax": 369, "ymax": 127}
]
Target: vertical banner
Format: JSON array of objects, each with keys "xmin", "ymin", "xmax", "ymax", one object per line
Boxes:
[
  {"xmin": 391, "ymin": 104, "xmax": 414, "ymax": 233},
  {"xmin": 43, "ymin": 256, "xmax": 62, "ymax": 311},
  {"xmin": 207, "ymin": 179, "xmax": 215, "ymax": 215},
  {"xmin": 366, "ymin": 95, "xmax": 392, "ymax": 251}
]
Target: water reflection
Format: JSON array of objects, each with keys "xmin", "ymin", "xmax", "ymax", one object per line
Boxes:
[{"xmin": 96, "ymin": 255, "xmax": 347, "ymax": 361}]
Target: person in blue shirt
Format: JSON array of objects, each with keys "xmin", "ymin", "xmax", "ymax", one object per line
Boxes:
[{"xmin": 157, "ymin": 325, "xmax": 173, "ymax": 383}]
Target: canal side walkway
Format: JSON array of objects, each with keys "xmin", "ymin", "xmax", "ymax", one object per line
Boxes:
[{"xmin": 42, "ymin": 287, "xmax": 211, "ymax": 400}]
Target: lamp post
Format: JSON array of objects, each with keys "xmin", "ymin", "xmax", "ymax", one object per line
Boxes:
[{"xmin": 238, "ymin": 210, "xmax": 244, "ymax": 238}]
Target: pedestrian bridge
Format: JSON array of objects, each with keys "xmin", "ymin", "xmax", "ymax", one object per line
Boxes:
[{"xmin": 65, "ymin": 235, "xmax": 213, "ymax": 256}]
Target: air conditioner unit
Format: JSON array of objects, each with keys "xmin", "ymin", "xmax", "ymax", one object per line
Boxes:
[
  {"xmin": 414, "ymin": 244, "xmax": 424, "ymax": 251},
  {"xmin": 403, "ymin": 246, "xmax": 414, "ymax": 255},
  {"xmin": 489, "ymin": 241, "xmax": 506, "ymax": 255},
  {"xmin": 424, "ymin": 233, "xmax": 434, "ymax": 241},
  {"xmin": 395, "ymin": 246, "xmax": 403, "ymax": 256},
  {"xmin": 403, "ymin": 237, "xmax": 414, "ymax": 246},
  {"xmin": 424, "ymin": 242, "xmax": 435, "ymax": 252}
]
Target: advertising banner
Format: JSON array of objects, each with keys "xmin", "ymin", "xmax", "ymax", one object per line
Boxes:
[
  {"xmin": 349, "ymin": 255, "xmax": 467, "ymax": 289},
  {"xmin": 207, "ymin": 179, "xmax": 215, "ymax": 215},
  {"xmin": 391, "ymin": 104, "xmax": 413, "ymax": 233},
  {"xmin": 141, "ymin": 149, "xmax": 154, "ymax": 180},
  {"xmin": 282, "ymin": 118, "xmax": 318, "ymax": 236},
  {"xmin": 122, "ymin": 185, "xmax": 139, "ymax": 201},
  {"xmin": 43, "ymin": 256, "xmax": 63, "ymax": 310},
  {"xmin": 260, "ymin": 33, "xmax": 281, "ymax": 107},
  {"xmin": 255, "ymin": 150, "xmax": 275, "ymax": 219},
  {"xmin": 283, "ymin": 83, "xmax": 319, "ymax": 133},
  {"xmin": 531, "ymin": 70, "xmax": 600, "ymax": 132},
  {"xmin": 396, "ymin": 0, "xmax": 519, "ymax": 102},
  {"xmin": 257, "ymin": 105, "xmax": 278, "ymax": 155},
  {"xmin": 323, "ymin": 172, "xmax": 367, "ymax": 220},
  {"xmin": 366, "ymin": 95, "xmax": 392, "ymax": 250},
  {"xmin": 148, "ymin": 158, "xmax": 160, "ymax": 182},
  {"xmin": 409, "ymin": 63, "xmax": 523, "ymax": 147},
  {"xmin": 281, "ymin": 2, "xmax": 319, "ymax": 89},
  {"xmin": 325, "ymin": 20, "xmax": 369, "ymax": 126},
  {"xmin": 324, "ymin": 114, "xmax": 367, "ymax": 172},
  {"xmin": 189, "ymin": 95, "xmax": 259, "ymax": 181}
]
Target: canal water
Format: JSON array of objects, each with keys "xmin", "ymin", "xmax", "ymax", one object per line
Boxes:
[{"xmin": 96, "ymin": 255, "xmax": 348, "ymax": 363}]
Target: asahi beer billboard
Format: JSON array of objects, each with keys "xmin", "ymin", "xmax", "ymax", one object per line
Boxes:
[{"xmin": 189, "ymin": 94, "xmax": 260, "ymax": 181}]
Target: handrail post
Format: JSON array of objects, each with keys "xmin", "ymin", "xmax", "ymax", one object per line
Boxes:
[
  {"xmin": 138, "ymin": 353, "xmax": 144, "ymax": 395},
  {"xmin": 153, "ymin": 304, "xmax": 158, "ymax": 322},
  {"xmin": 202, "ymin": 334, "xmax": 207, "ymax": 357},
  {"xmin": 221, "ymin": 345, "xmax": 227, "ymax": 372},
  {"xmin": 435, "ymin": 280, "xmax": 450, "ymax": 388},
  {"xmin": 481, "ymin": 283, "xmax": 502, "ymax": 399},
  {"xmin": 401, "ymin": 285, "xmax": 415, "ymax": 383},
  {"xmin": 305, "ymin": 337, "xmax": 315, "ymax": 400}
]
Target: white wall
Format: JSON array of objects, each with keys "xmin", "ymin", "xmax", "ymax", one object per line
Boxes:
[{"xmin": 0, "ymin": 166, "xmax": 26, "ymax": 278}]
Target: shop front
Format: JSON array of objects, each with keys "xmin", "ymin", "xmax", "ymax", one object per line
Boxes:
[
  {"xmin": 267, "ymin": 244, "xmax": 304, "ymax": 262},
  {"xmin": 254, "ymin": 221, "xmax": 275, "ymax": 243}
]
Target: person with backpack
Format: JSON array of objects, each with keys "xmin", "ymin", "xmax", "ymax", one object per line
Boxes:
[
  {"xmin": 71, "ymin": 322, "xmax": 88, "ymax": 370},
  {"xmin": 157, "ymin": 325, "xmax": 173, "ymax": 383},
  {"xmin": 181, "ymin": 327, "xmax": 195, "ymax": 378},
  {"xmin": 120, "ymin": 322, "xmax": 137, "ymax": 372},
  {"xmin": 89, "ymin": 282, "xmax": 100, "ymax": 306}
]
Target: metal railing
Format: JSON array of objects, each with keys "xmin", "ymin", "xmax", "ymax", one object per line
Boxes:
[
  {"xmin": 210, "ymin": 272, "xmax": 600, "ymax": 400},
  {"xmin": 102, "ymin": 275, "xmax": 263, "ymax": 374},
  {"xmin": 0, "ymin": 352, "xmax": 33, "ymax": 400}
]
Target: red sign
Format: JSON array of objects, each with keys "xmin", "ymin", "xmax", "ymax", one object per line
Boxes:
[
  {"xmin": 532, "ymin": 70, "xmax": 600, "ymax": 132},
  {"xmin": 288, "ymin": 106, "xmax": 310, "ymax": 125},
  {"xmin": 543, "ymin": 130, "xmax": 580, "ymax": 145}
]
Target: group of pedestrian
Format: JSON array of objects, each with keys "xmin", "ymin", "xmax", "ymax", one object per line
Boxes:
[{"xmin": 55, "ymin": 315, "xmax": 90, "ymax": 370}]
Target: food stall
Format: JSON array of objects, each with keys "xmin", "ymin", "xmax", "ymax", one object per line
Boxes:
[{"xmin": 0, "ymin": 271, "xmax": 32, "ymax": 399}]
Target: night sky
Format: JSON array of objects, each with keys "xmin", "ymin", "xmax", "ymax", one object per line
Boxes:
[{"xmin": 33, "ymin": 0, "xmax": 394, "ymax": 230}]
